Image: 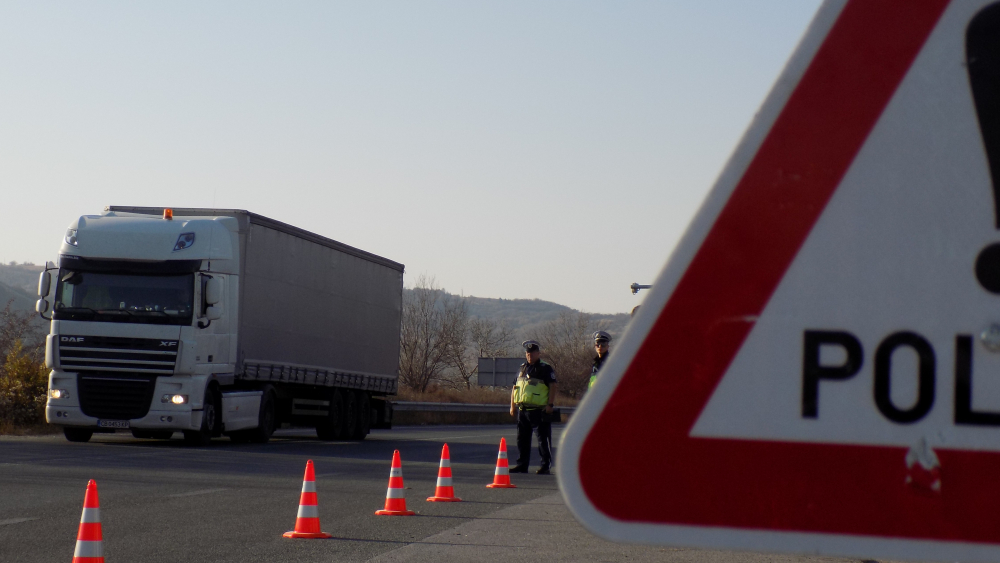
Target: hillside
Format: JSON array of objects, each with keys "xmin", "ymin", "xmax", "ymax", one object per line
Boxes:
[
  {"xmin": 0, "ymin": 263, "xmax": 44, "ymax": 296},
  {"xmin": 406, "ymin": 289, "xmax": 631, "ymax": 344},
  {"xmin": 464, "ymin": 294, "xmax": 630, "ymax": 340},
  {"xmin": 0, "ymin": 280, "xmax": 36, "ymax": 312}
]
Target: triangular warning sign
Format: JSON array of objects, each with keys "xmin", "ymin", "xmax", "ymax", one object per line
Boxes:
[{"xmin": 558, "ymin": 1, "xmax": 1000, "ymax": 561}]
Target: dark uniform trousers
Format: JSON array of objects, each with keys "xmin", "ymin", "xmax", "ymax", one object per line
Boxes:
[{"xmin": 516, "ymin": 407, "xmax": 553, "ymax": 468}]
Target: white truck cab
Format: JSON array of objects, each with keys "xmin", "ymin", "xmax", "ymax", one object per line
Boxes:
[{"xmin": 39, "ymin": 207, "xmax": 402, "ymax": 445}]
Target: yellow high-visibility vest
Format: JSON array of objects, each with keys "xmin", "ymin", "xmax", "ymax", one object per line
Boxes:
[{"xmin": 514, "ymin": 376, "xmax": 550, "ymax": 408}]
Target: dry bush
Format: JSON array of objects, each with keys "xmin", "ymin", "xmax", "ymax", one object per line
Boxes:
[
  {"xmin": 441, "ymin": 317, "xmax": 517, "ymax": 390},
  {"xmin": 526, "ymin": 311, "xmax": 621, "ymax": 399},
  {"xmin": 0, "ymin": 340, "xmax": 48, "ymax": 432},
  {"xmin": 399, "ymin": 276, "xmax": 467, "ymax": 392},
  {"xmin": 528, "ymin": 311, "xmax": 595, "ymax": 398},
  {"xmin": 0, "ymin": 300, "xmax": 48, "ymax": 432}
]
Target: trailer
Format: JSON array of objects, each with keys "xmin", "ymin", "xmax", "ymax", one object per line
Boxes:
[{"xmin": 37, "ymin": 207, "xmax": 403, "ymax": 444}]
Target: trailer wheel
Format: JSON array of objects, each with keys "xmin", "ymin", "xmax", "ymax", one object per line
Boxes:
[
  {"xmin": 342, "ymin": 391, "xmax": 358, "ymax": 440},
  {"xmin": 316, "ymin": 389, "xmax": 344, "ymax": 441},
  {"xmin": 351, "ymin": 392, "xmax": 371, "ymax": 440},
  {"xmin": 64, "ymin": 428, "xmax": 93, "ymax": 443},
  {"xmin": 248, "ymin": 387, "xmax": 276, "ymax": 444}
]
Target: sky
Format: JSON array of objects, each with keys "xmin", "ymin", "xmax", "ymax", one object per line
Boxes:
[{"xmin": 0, "ymin": 1, "xmax": 822, "ymax": 314}]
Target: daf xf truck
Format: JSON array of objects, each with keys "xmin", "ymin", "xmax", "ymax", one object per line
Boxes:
[{"xmin": 37, "ymin": 207, "xmax": 403, "ymax": 445}]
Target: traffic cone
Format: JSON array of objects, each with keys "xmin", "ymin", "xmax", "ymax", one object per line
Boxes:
[
  {"xmin": 486, "ymin": 437, "xmax": 517, "ymax": 488},
  {"xmin": 283, "ymin": 460, "xmax": 332, "ymax": 538},
  {"xmin": 427, "ymin": 443, "xmax": 461, "ymax": 502},
  {"xmin": 73, "ymin": 479, "xmax": 103, "ymax": 563},
  {"xmin": 375, "ymin": 450, "xmax": 416, "ymax": 515}
]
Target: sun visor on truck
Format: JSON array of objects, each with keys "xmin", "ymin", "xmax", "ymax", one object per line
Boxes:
[{"xmin": 58, "ymin": 255, "xmax": 202, "ymax": 275}]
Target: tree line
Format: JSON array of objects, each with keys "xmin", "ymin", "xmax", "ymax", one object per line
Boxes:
[{"xmin": 399, "ymin": 276, "xmax": 616, "ymax": 398}]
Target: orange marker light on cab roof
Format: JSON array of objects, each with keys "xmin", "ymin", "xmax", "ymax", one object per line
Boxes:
[{"xmin": 163, "ymin": 208, "xmax": 173, "ymax": 220}]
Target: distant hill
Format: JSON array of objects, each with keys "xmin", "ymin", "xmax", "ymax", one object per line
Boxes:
[
  {"xmin": 465, "ymin": 295, "xmax": 630, "ymax": 339},
  {"xmin": 406, "ymin": 289, "xmax": 632, "ymax": 344},
  {"xmin": 0, "ymin": 279, "xmax": 36, "ymax": 312},
  {"xmin": 0, "ymin": 263, "xmax": 44, "ymax": 296}
]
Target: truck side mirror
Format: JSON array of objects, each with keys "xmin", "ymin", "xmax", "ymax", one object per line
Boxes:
[
  {"xmin": 36, "ymin": 299, "xmax": 50, "ymax": 314},
  {"xmin": 205, "ymin": 278, "xmax": 223, "ymax": 305},
  {"xmin": 38, "ymin": 271, "xmax": 51, "ymax": 297},
  {"xmin": 205, "ymin": 306, "xmax": 223, "ymax": 321}
]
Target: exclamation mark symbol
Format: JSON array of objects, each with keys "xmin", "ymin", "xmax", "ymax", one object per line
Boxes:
[{"xmin": 969, "ymin": 3, "xmax": 1000, "ymax": 293}]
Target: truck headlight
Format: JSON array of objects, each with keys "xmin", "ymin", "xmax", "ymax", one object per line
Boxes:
[
  {"xmin": 65, "ymin": 229, "xmax": 79, "ymax": 246},
  {"xmin": 162, "ymin": 394, "xmax": 188, "ymax": 405},
  {"xmin": 48, "ymin": 389, "xmax": 69, "ymax": 399}
]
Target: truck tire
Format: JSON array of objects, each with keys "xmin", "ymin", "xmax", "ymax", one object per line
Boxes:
[
  {"xmin": 316, "ymin": 389, "xmax": 344, "ymax": 441},
  {"xmin": 132, "ymin": 430, "xmax": 173, "ymax": 440},
  {"xmin": 342, "ymin": 391, "xmax": 358, "ymax": 440},
  {"xmin": 247, "ymin": 387, "xmax": 276, "ymax": 444},
  {"xmin": 351, "ymin": 392, "xmax": 371, "ymax": 440},
  {"xmin": 184, "ymin": 388, "xmax": 220, "ymax": 446},
  {"xmin": 64, "ymin": 428, "xmax": 93, "ymax": 443}
]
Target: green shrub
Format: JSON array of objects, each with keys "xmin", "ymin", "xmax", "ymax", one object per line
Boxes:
[{"xmin": 0, "ymin": 340, "xmax": 48, "ymax": 431}]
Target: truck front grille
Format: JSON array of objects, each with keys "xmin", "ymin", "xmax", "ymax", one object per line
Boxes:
[
  {"xmin": 59, "ymin": 336, "xmax": 177, "ymax": 374},
  {"xmin": 77, "ymin": 373, "xmax": 158, "ymax": 420}
]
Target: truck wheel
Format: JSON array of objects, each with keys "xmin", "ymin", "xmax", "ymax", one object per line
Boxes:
[
  {"xmin": 184, "ymin": 388, "xmax": 220, "ymax": 446},
  {"xmin": 342, "ymin": 391, "xmax": 358, "ymax": 440},
  {"xmin": 351, "ymin": 392, "xmax": 371, "ymax": 440},
  {"xmin": 316, "ymin": 389, "xmax": 344, "ymax": 441},
  {"xmin": 248, "ymin": 388, "xmax": 276, "ymax": 444},
  {"xmin": 64, "ymin": 428, "xmax": 93, "ymax": 443}
]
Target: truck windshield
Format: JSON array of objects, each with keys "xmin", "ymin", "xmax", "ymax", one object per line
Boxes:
[{"xmin": 53, "ymin": 271, "xmax": 195, "ymax": 325}]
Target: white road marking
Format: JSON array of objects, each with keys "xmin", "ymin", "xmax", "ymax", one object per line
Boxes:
[
  {"xmin": 0, "ymin": 518, "xmax": 38, "ymax": 526},
  {"xmin": 167, "ymin": 488, "xmax": 227, "ymax": 498}
]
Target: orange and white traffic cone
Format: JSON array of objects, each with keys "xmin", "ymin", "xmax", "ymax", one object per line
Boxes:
[
  {"xmin": 375, "ymin": 450, "xmax": 416, "ymax": 515},
  {"xmin": 427, "ymin": 443, "xmax": 461, "ymax": 502},
  {"xmin": 486, "ymin": 437, "xmax": 517, "ymax": 488},
  {"xmin": 283, "ymin": 460, "xmax": 332, "ymax": 538},
  {"xmin": 73, "ymin": 479, "xmax": 103, "ymax": 563}
]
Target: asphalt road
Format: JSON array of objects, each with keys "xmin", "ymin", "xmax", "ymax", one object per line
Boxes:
[{"xmin": 0, "ymin": 424, "xmax": 879, "ymax": 563}]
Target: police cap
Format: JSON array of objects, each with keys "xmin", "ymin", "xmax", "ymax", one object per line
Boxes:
[
  {"xmin": 593, "ymin": 330, "xmax": 612, "ymax": 344},
  {"xmin": 522, "ymin": 340, "xmax": 541, "ymax": 352}
]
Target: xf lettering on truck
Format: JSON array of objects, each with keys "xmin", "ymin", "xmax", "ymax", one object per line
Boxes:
[{"xmin": 160, "ymin": 341, "xmax": 178, "ymax": 347}]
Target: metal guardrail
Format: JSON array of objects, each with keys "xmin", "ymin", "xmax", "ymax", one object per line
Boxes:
[{"xmin": 392, "ymin": 401, "xmax": 576, "ymax": 415}]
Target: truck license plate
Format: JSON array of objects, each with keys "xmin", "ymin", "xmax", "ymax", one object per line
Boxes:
[{"xmin": 97, "ymin": 420, "xmax": 129, "ymax": 429}]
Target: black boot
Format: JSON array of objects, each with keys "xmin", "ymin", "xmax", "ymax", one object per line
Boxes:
[
  {"xmin": 535, "ymin": 465, "xmax": 550, "ymax": 475},
  {"xmin": 509, "ymin": 464, "xmax": 529, "ymax": 473}
]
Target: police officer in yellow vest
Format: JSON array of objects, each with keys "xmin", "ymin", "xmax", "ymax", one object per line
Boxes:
[
  {"xmin": 509, "ymin": 340, "xmax": 558, "ymax": 474},
  {"xmin": 589, "ymin": 331, "xmax": 612, "ymax": 389}
]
